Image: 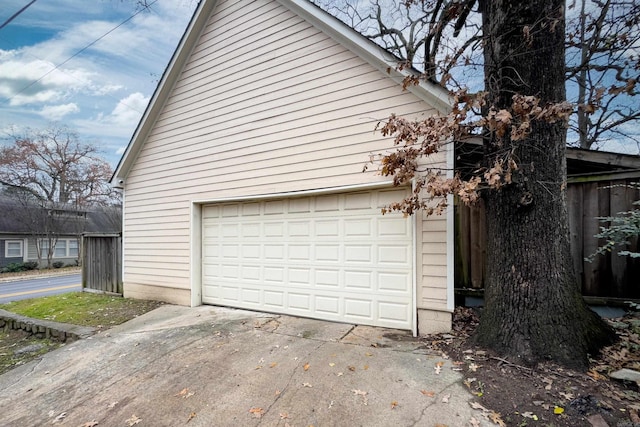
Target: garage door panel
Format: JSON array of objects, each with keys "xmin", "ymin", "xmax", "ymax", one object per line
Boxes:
[
  {"xmin": 344, "ymin": 270, "xmax": 372, "ymax": 289},
  {"xmin": 378, "ymin": 217, "xmax": 410, "ymax": 237},
  {"xmin": 378, "ymin": 272, "xmax": 411, "ymax": 292},
  {"xmin": 344, "ymin": 218, "xmax": 371, "ymax": 236},
  {"xmin": 378, "ymin": 245, "xmax": 411, "ymax": 265},
  {"xmin": 202, "ymin": 188, "xmax": 414, "ymax": 330},
  {"xmin": 316, "ymin": 220, "xmax": 340, "ymax": 236}
]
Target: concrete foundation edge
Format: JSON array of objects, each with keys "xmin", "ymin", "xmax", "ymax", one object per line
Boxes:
[
  {"xmin": 123, "ymin": 283, "xmax": 192, "ymax": 306},
  {"xmin": 417, "ymin": 308, "xmax": 452, "ymax": 335}
]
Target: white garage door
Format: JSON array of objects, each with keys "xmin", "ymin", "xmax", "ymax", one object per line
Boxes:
[{"xmin": 201, "ymin": 188, "xmax": 414, "ymax": 329}]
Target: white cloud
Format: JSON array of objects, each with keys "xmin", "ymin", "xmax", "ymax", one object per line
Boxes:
[
  {"xmin": 116, "ymin": 146, "xmax": 126, "ymax": 155},
  {"xmin": 107, "ymin": 92, "xmax": 149, "ymax": 127},
  {"xmin": 39, "ymin": 103, "xmax": 79, "ymax": 120},
  {"xmin": 0, "ymin": 0, "xmax": 197, "ymax": 166},
  {"xmin": 0, "ymin": 57, "xmax": 94, "ymax": 106}
]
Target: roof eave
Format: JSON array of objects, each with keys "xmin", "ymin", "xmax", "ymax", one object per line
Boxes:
[
  {"xmin": 111, "ymin": 0, "xmax": 219, "ymax": 184},
  {"xmin": 280, "ymin": 0, "xmax": 452, "ymax": 114},
  {"xmin": 111, "ymin": 0, "xmax": 454, "ymax": 184}
]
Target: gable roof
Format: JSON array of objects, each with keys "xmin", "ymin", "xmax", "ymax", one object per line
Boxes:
[
  {"xmin": 0, "ymin": 196, "xmax": 121, "ymax": 235},
  {"xmin": 111, "ymin": 0, "xmax": 452, "ymax": 185}
]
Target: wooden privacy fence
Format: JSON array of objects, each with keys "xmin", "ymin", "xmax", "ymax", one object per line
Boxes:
[
  {"xmin": 82, "ymin": 233, "xmax": 122, "ymax": 295},
  {"xmin": 455, "ymin": 173, "xmax": 640, "ymax": 299}
]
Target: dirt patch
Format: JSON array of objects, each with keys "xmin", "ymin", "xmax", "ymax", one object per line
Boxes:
[
  {"xmin": 424, "ymin": 307, "xmax": 640, "ymax": 427},
  {"xmin": 0, "ymin": 329, "xmax": 61, "ymax": 375}
]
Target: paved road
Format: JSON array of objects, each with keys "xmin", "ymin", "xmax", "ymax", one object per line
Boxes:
[{"xmin": 0, "ymin": 273, "xmax": 81, "ymax": 304}]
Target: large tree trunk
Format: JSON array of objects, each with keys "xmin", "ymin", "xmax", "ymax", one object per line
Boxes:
[{"xmin": 474, "ymin": 0, "xmax": 613, "ymax": 369}]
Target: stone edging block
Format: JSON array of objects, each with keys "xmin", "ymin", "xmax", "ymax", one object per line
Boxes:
[{"xmin": 0, "ymin": 309, "xmax": 96, "ymax": 343}]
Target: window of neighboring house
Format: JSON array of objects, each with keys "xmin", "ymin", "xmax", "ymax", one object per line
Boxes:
[
  {"xmin": 5, "ymin": 240, "xmax": 23, "ymax": 258},
  {"xmin": 39, "ymin": 239, "xmax": 79, "ymax": 258},
  {"xmin": 39, "ymin": 240, "xmax": 50, "ymax": 259},
  {"xmin": 69, "ymin": 239, "xmax": 79, "ymax": 257},
  {"xmin": 54, "ymin": 240, "xmax": 67, "ymax": 258}
]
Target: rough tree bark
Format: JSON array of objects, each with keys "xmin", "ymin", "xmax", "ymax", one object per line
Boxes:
[{"xmin": 474, "ymin": 0, "xmax": 613, "ymax": 368}]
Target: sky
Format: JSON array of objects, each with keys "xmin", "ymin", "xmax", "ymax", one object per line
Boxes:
[{"xmin": 0, "ymin": 0, "xmax": 198, "ymax": 167}]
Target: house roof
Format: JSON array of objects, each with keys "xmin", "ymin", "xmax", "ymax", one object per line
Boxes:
[
  {"xmin": 0, "ymin": 196, "xmax": 121, "ymax": 235},
  {"xmin": 110, "ymin": 0, "xmax": 452, "ymax": 185},
  {"xmin": 455, "ymin": 138, "xmax": 640, "ymax": 178}
]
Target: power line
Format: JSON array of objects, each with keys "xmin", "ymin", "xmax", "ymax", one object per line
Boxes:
[
  {"xmin": 6, "ymin": 0, "xmax": 158, "ymax": 106},
  {"xmin": 0, "ymin": 0, "xmax": 38, "ymax": 31}
]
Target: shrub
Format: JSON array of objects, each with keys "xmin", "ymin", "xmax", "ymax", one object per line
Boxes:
[
  {"xmin": 588, "ymin": 199, "xmax": 640, "ymax": 261},
  {"xmin": 52, "ymin": 261, "xmax": 64, "ymax": 269},
  {"xmin": 1, "ymin": 262, "xmax": 24, "ymax": 273},
  {"xmin": 1, "ymin": 261, "xmax": 38, "ymax": 273},
  {"xmin": 22, "ymin": 261, "xmax": 38, "ymax": 271}
]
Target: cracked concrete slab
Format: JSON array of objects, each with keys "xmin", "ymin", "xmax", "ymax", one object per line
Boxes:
[
  {"xmin": 0, "ymin": 305, "xmax": 491, "ymax": 426},
  {"xmin": 340, "ymin": 325, "xmax": 435, "ymax": 354}
]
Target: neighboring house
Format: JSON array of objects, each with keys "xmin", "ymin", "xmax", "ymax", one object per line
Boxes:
[
  {"xmin": 112, "ymin": 0, "xmax": 454, "ymax": 335},
  {"xmin": 0, "ymin": 196, "xmax": 121, "ymax": 269}
]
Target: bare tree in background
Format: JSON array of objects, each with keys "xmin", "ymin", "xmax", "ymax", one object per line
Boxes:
[
  {"xmin": 313, "ymin": 0, "xmax": 482, "ymax": 86},
  {"xmin": 313, "ymin": 0, "xmax": 640, "ymax": 152},
  {"xmin": 0, "ymin": 124, "xmax": 119, "ymax": 267},
  {"xmin": 0, "ymin": 124, "xmax": 116, "ymax": 206},
  {"xmin": 566, "ymin": 0, "xmax": 640, "ymax": 149}
]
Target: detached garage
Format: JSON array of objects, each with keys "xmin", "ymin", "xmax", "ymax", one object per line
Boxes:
[{"xmin": 111, "ymin": 0, "xmax": 454, "ymax": 335}]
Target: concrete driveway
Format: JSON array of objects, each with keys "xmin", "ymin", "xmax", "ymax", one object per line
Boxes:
[{"xmin": 0, "ymin": 306, "xmax": 490, "ymax": 426}]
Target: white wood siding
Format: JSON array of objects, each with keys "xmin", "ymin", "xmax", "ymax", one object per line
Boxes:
[{"xmin": 123, "ymin": 0, "xmax": 449, "ymax": 312}]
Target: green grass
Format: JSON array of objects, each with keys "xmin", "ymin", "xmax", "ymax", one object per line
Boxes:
[{"xmin": 0, "ymin": 292, "xmax": 164, "ymax": 328}]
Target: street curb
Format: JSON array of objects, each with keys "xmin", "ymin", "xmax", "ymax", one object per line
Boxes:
[
  {"xmin": 0, "ymin": 308, "xmax": 96, "ymax": 343},
  {"xmin": 0, "ymin": 268, "xmax": 81, "ymax": 284}
]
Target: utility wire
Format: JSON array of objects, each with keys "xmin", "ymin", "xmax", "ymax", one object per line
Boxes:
[
  {"xmin": 6, "ymin": 0, "xmax": 158, "ymax": 106},
  {"xmin": 0, "ymin": 0, "xmax": 38, "ymax": 31}
]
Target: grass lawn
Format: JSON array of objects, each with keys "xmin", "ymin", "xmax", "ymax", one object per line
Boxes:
[
  {"xmin": 0, "ymin": 292, "xmax": 164, "ymax": 328},
  {"xmin": 0, "ymin": 293, "xmax": 164, "ymax": 375}
]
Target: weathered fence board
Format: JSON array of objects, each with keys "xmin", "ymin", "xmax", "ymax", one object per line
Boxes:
[
  {"xmin": 455, "ymin": 177, "xmax": 640, "ymax": 298},
  {"xmin": 82, "ymin": 233, "xmax": 122, "ymax": 295}
]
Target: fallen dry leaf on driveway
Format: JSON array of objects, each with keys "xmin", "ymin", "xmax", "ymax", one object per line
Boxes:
[
  {"xmin": 80, "ymin": 422, "xmax": 98, "ymax": 427},
  {"xmin": 470, "ymin": 401, "xmax": 487, "ymax": 411},
  {"xmin": 175, "ymin": 388, "xmax": 195, "ymax": 399},
  {"xmin": 125, "ymin": 415, "xmax": 141, "ymax": 426},
  {"xmin": 421, "ymin": 390, "xmax": 436, "ymax": 397},
  {"xmin": 441, "ymin": 394, "xmax": 450, "ymax": 403},
  {"xmin": 489, "ymin": 411, "xmax": 506, "ymax": 426},
  {"xmin": 51, "ymin": 412, "xmax": 67, "ymax": 424},
  {"xmin": 303, "ymin": 362, "xmax": 310, "ymax": 371},
  {"xmin": 352, "ymin": 389, "xmax": 369, "ymax": 405},
  {"xmin": 186, "ymin": 412, "xmax": 196, "ymax": 423},
  {"xmin": 249, "ymin": 408, "xmax": 265, "ymax": 418}
]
